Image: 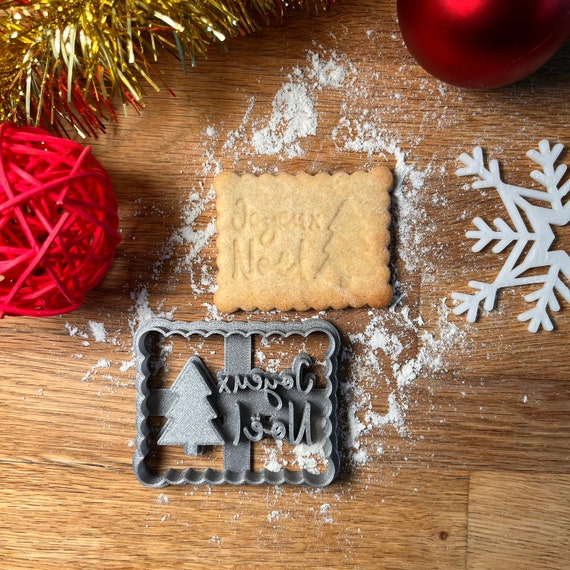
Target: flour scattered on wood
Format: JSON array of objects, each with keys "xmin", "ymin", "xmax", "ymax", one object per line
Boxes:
[
  {"xmin": 156, "ymin": 493, "xmax": 170, "ymax": 505},
  {"xmin": 268, "ymin": 509, "xmax": 291, "ymax": 523},
  {"xmin": 250, "ymin": 82, "xmax": 317, "ymax": 157},
  {"xmin": 169, "ymin": 185, "xmax": 217, "ymax": 294},
  {"xmin": 88, "ymin": 321, "xmax": 107, "ymax": 343},
  {"xmin": 81, "ymin": 358, "xmax": 111, "ymax": 382},
  {"xmin": 224, "ymin": 49, "xmax": 357, "ymax": 163},
  {"xmin": 319, "ymin": 503, "xmax": 334, "ymax": 524},
  {"xmin": 345, "ymin": 300, "xmax": 464, "ymax": 464}
]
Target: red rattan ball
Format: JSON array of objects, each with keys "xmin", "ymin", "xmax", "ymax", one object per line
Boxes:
[{"xmin": 0, "ymin": 123, "xmax": 121, "ymax": 317}]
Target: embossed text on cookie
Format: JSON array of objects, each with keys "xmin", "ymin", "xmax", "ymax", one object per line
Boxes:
[{"xmin": 214, "ymin": 169, "xmax": 393, "ymax": 312}]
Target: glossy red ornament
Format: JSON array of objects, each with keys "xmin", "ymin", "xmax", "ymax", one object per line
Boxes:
[
  {"xmin": 397, "ymin": 0, "xmax": 570, "ymax": 89},
  {"xmin": 0, "ymin": 123, "xmax": 121, "ymax": 317}
]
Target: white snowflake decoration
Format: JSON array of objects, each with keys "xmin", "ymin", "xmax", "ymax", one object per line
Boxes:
[{"xmin": 452, "ymin": 140, "xmax": 570, "ymax": 333}]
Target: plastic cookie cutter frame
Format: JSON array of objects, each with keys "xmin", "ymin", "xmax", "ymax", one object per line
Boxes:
[{"xmin": 133, "ymin": 318, "xmax": 342, "ymax": 487}]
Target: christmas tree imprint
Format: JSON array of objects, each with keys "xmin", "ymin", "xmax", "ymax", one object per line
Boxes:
[
  {"xmin": 157, "ymin": 356, "xmax": 224, "ymax": 455},
  {"xmin": 452, "ymin": 140, "xmax": 570, "ymax": 332}
]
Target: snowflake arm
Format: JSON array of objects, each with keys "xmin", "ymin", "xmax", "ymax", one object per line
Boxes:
[
  {"xmin": 527, "ymin": 140, "xmax": 570, "ymax": 202},
  {"xmin": 518, "ymin": 258, "xmax": 570, "ymax": 332},
  {"xmin": 467, "ymin": 216, "xmax": 534, "ymax": 253},
  {"xmin": 451, "ymin": 263, "xmax": 561, "ymax": 330},
  {"xmin": 451, "ymin": 240, "xmax": 529, "ymax": 322},
  {"xmin": 456, "ymin": 146, "xmax": 502, "ymax": 189},
  {"xmin": 451, "ymin": 281, "xmax": 498, "ymax": 323},
  {"xmin": 457, "ymin": 146, "xmax": 531, "ymax": 234}
]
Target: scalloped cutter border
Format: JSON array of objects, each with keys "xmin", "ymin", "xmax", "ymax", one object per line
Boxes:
[{"xmin": 133, "ymin": 318, "xmax": 342, "ymax": 487}]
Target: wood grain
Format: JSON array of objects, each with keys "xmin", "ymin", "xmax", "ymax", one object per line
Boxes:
[
  {"xmin": 1, "ymin": 1, "xmax": 570, "ymax": 568},
  {"xmin": 468, "ymin": 472, "xmax": 570, "ymax": 570}
]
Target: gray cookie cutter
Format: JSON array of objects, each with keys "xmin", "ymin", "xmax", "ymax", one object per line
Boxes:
[{"xmin": 133, "ymin": 318, "xmax": 341, "ymax": 487}]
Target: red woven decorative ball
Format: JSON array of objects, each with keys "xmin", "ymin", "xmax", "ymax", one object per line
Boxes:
[{"xmin": 0, "ymin": 123, "xmax": 121, "ymax": 317}]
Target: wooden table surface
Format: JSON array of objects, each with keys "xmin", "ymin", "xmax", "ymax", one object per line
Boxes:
[{"xmin": 2, "ymin": 2, "xmax": 570, "ymax": 568}]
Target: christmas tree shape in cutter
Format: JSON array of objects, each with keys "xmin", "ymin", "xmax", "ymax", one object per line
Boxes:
[
  {"xmin": 452, "ymin": 140, "xmax": 570, "ymax": 332},
  {"xmin": 133, "ymin": 318, "xmax": 341, "ymax": 487}
]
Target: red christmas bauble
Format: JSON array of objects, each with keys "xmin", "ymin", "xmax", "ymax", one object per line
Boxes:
[
  {"xmin": 397, "ymin": 0, "xmax": 570, "ymax": 89},
  {"xmin": 0, "ymin": 123, "xmax": 121, "ymax": 317}
]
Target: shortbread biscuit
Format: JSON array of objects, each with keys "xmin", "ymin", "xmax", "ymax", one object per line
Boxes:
[{"xmin": 214, "ymin": 168, "xmax": 392, "ymax": 313}]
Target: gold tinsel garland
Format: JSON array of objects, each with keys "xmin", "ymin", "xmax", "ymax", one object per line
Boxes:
[{"xmin": 0, "ymin": 0, "xmax": 333, "ymax": 136}]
